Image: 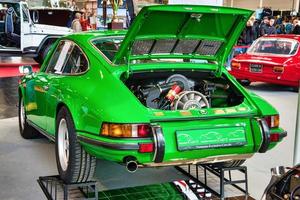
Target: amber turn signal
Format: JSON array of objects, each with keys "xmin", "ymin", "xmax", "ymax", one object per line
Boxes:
[
  {"xmin": 273, "ymin": 66, "xmax": 284, "ymax": 73},
  {"xmin": 265, "ymin": 115, "xmax": 279, "ymax": 128},
  {"xmin": 100, "ymin": 123, "xmax": 152, "ymax": 138},
  {"xmin": 231, "ymin": 62, "xmax": 241, "ymax": 69}
]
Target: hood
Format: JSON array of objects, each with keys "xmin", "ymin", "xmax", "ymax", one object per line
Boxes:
[
  {"xmin": 34, "ymin": 24, "xmax": 73, "ymax": 35},
  {"xmin": 113, "ymin": 5, "xmax": 253, "ymax": 71}
]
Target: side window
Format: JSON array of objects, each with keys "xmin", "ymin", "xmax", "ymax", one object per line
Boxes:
[
  {"xmin": 21, "ymin": 5, "xmax": 29, "ymax": 22},
  {"xmin": 45, "ymin": 41, "xmax": 73, "ymax": 74},
  {"xmin": 63, "ymin": 45, "xmax": 88, "ymax": 74}
]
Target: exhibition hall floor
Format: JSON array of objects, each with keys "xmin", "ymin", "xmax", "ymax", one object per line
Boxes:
[{"xmin": 0, "ymin": 80, "xmax": 297, "ymax": 200}]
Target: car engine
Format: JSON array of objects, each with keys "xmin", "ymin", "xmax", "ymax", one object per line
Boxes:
[{"xmin": 129, "ymin": 74, "xmax": 230, "ymax": 110}]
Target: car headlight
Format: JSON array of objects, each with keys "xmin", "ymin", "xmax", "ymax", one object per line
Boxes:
[{"xmin": 100, "ymin": 123, "xmax": 152, "ymax": 138}]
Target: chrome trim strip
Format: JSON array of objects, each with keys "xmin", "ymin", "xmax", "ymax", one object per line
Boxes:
[
  {"xmin": 77, "ymin": 135, "xmax": 139, "ymax": 150},
  {"xmin": 150, "ymin": 113, "xmax": 255, "ymax": 123},
  {"xmin": 26, "ymin": 119, "xmax": 55, "ymax": 141},
  {"xmin": 141, "ymin": 153, "xmax": 254, "ymax": 167}
]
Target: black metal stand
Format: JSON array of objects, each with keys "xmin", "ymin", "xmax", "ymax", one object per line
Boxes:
[
  {"xmin": 175, "ymin": 163, "xmax": 249, "ymax": 200},
  {"xmin": 37, "ymin": 175, "xmax": 98, "ymax": 200}
]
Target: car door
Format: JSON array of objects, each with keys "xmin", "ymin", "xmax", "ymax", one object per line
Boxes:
[
  {"xmin": 45, "ymin": 42, "xmax": 89, "ymax": 135},
  {"xmin": 20, "ymin": 2, "xmax": 31, "ymax": 51},
  {"xmin": 25, "ymin": 72, "xmax": 49, "ymax": 130},
  {"xmin": 27, "ymin": 40, "xmax": 73, "ymax": 131}
]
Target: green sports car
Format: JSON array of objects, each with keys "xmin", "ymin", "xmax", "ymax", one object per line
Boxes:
[{"xmin": 18, "ymin": 5, "xmax": 287, "ymax": 183}]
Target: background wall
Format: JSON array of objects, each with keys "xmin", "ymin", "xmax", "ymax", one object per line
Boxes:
[
  {"xmin": 223, "ymin": 0, "xmax": 300, "ymax": 12},
  {"xmin": 168, "ymin": 0, "xmax": 223, "ymax": 6}
]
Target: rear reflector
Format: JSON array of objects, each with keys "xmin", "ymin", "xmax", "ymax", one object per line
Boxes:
[
  {"xmin": 270, "ymin": 133, "xmax": 280, "ymax": 142},
  {"xmin": 139, "ymin": 143, "xmax": 154, "ymax": 153}
]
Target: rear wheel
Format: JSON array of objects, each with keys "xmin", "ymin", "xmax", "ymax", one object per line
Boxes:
[
  {"xmin": 238, "ymin": 79, "xmax": 251, "ymax": 86},
  {"xmin": 34, "ymin": 40, "xmax": 56, "ymax": 64},
  {"xmin": 18, "ymin": 97, "xmax": 40, "ymax": 139},
  {"xmin": 211, "ymin": 160, "xmax": 245, "ymax": 168},
  {"xmin": 55, "ymin": 107, "xmax": 96, "ymax": 183},
  {"xmin": 292, "ymin": 87, "xmax": 299, "ymax": 92}
]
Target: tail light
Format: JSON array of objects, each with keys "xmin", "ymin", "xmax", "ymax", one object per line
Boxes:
[
  {"xmin": 273, "ymin": 66, "xmax": 284, "ymax": 73},
  {"xmin": 231, "ymin": 62, "xmax": 241, "ymax": 69},
  {"xmin": 264, "ymin": 115, "xmax": 280, "ymax": 128},
  {"xmin": 101, "ymin": 123, "xmax": 152, "ymax": 138}
]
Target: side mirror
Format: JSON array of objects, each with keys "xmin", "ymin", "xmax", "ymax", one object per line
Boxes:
[{"xmin": 19, "ymin": 65, "xmax": 33, "ymax": 75}]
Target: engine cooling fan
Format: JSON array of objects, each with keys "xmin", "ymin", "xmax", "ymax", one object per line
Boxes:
[{"xmin": 173, "ymin": 91, "xmax": 209, "ymax": 110}]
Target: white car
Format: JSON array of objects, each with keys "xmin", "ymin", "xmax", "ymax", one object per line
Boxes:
[{"xmin": 0, "ymin": 0, "xmax": 72, "ymax": 62}]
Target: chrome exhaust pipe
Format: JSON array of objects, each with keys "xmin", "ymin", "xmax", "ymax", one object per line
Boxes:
[{"xmin": 125, "ymin": 157, "xmax": 138, "ymax": 173}]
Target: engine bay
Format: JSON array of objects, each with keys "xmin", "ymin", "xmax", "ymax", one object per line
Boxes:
[{"xmin": 124, "ymin": 71, "xmax": 244, "ymax": 110}]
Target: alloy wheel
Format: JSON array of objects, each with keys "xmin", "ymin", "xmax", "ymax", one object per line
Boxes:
[{"xmin": 58, "ymin": 118, "xmax": 69, "ymax": 171}]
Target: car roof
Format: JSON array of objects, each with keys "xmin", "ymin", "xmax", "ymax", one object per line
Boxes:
[
  {"xmin": 0, "ymin": 0, "xmax": 20, "ymax": 3},
  {"xmin": 64, "ymin": 30, "xmax": 127, "ymax": 43},
  {"xmin": 261, "ymin": 34, "xmax": 300, "ymax": 42}
]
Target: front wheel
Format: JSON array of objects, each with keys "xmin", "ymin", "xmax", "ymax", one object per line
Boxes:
[
  {"xmin": 55, "ymin": 107, "xmax": 96, "ymax": 183},
  {"xmin": 238, "ymin": 79, "xmax": 251, "ymax": 86},
  {"xmin": 18, "ymin": 97, "xmax": 40, "ymax": 139}
]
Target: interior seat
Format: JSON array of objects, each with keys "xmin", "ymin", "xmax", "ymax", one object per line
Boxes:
[{"xmin": 5, "ymin": 7, "xmax": 20, "ymax": 47}]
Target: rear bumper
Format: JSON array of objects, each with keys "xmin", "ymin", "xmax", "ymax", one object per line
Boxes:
[
  {"xmin": 230, "ymin": 70, "xmax": 299, "ymax": 87},
  {"xmin": 77, "ymin": 116, "xmax": 281, "ymax": 166},
  {"xmin": 78, "ymin": 132, "xmax": 254, "ymax": 167}
]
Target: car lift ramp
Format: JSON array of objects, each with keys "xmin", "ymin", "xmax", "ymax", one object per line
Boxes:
[
  {"xmin": 37, "ymin": 176, "xmax": 98, "ymax": 200},
  {"xmin": 38, "ymin": 164, "xmax": 253, "ymax": 200},
  {"xmin": 175, "ymin": 164, "xmax": 251, "ymax": 200}
]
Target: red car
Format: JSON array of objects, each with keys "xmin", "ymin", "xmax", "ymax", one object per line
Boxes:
[{"xmin": 230, "ymin": 35, "xmax": 300, "ymax": 88}]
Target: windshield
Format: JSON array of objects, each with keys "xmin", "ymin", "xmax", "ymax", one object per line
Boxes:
[
  {"xmin": 92, "ymin": 37, "xmax": 123, "ymax": 62},
  {"xmin": 247, "ymin": 38, "xmax": 299, "ymax": 55}
]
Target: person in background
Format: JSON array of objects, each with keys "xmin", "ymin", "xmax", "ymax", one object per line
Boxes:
[
  {"xmin": 80, "ymin": 11, "xmax": 89, "ymax": 31},
  {"xmin": 71, "ymin": 12, "xmax": 82, "ymax": 32},
  {"xmin": 89, "ymin": 12, "xmax": 97, "ymax": 30},
  {"xmin": 259, "ymin": 16, "xmax": 270, "ymax": 36},
  {"xmin": 242, "ymin": 20, "xmax": 254, "ymax": 45},
  {"xmin": 284, "ymin": 17, "xmax": 293, "ymax": 34},
  {"xmin": 267, "ymin": 18, "xmax": 277, "ymax": 34},
  {"xmin": 250, "ymin": 16, "xmax": 259, "ymax": 39},
  {"xmin": 292, "ymin": 18, "xmax": 299, "ymax": 31},
  {"xmin": 292, "ymin": 18, "xmax": 300, "ymax": 34},
  {"xmin": 275, "ymin": 17, "xmax": 285, "ymax": 34}
]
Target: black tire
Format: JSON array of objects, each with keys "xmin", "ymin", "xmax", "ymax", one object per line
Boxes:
[
  {"xmin": 211, "ymin": 160, "xmax": 245, "ymax": 168},
  {"xmin": 41, "ymin": 44, "xmax": 52, "ymax": 61},
  {"xmin": 18, "ymin": 97, "xmax": 40, "ymax": 139},
  {"xmin": 238, "ymin": 79, "xmax": 251, "ymax": 86},
  {"xmin": 34, "ymin": 41, "xmax": 54, "ymax": 64},
  {"xmin": 55, "ymin": 106, "xmax": 96, "ymax": 183},
  {"xmin": 292, "ymin": 87, "xmax": 299, "ymax": 92}
]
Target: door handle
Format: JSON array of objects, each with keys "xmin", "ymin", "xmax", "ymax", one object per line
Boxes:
[{"xmin": 43, "ymin": 85, "xmax": 49, "ymax": 91}]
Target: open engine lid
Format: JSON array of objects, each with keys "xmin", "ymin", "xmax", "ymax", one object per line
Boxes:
[{"xmin": 113, "ymin": 5, "xmax": 253, "ymax": 70}]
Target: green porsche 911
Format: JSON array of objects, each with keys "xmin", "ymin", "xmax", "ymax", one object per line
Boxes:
[{"xmin": 18, "ymin": 5, "xmax": 286, "ymax": 183}]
